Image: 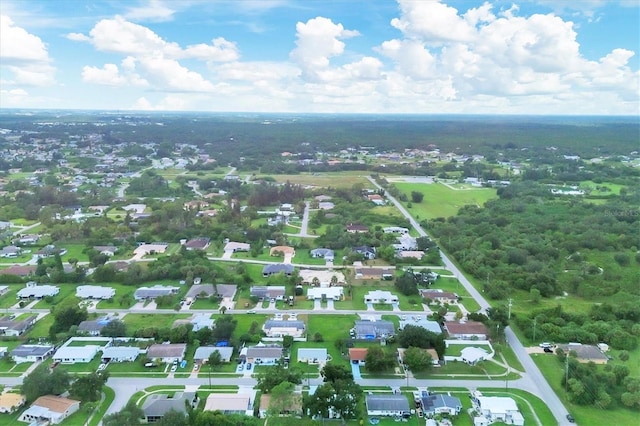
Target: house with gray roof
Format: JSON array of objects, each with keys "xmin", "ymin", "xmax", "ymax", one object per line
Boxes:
[
  {"xmin": 101, "ymin": 346, "xmax": 139, "ymax": 363},
  {"xmin": 17, "ymin": 282, "xmax": 59, "ymax": 299},
  {"xmin": 134, "ymin": 285, "xmax": 179, "ymax": 300},
  {"xmin": 78, "ymin": 318, "xmax": 111, "ymax": 336},
  {"xmin": 0, "ymin": 315, "xmax": 36, "ymax": 336},
  {"xmin": 399, "ymin": 318, "xmax": 442, "ymax": 334},
  {"xmin": 11, "ymin": 344, "xmax": 54, "ymax": 363},
  {"xmin": 0, "ymin": 245, "xmax": 21, "ymax": 258},
  {"xmin": 250, "ymin": 285, "xmax": 286, "ymax": 300},
  {"xmin": 240, "ymin": 345, "xmax": 284, "ymax": 365},
  {"xmin": 262, "ymin": 264, "xmax": 294, "ymax": 277},
  {"xmin": 147, "ymin": 343, "xmax": 186, "ymax": 363},
  {"xmin": 310, "ymin": 248, "xmax": 335, "ymax": 261},
  {"xmin": 142, "ymin": 392, "xmax": 197, "ymax": 423},
  {"xmin": 354, "ymin": 320, "xmax": 395, "ymax": 340},
  {"xmin": 366, "ymin": 394, "xmax": 411, "ymax": 417},
  {"xmin": 53, "ymin": 345, "xmax": 101, "ymax": 364},
  {"xmin": 421, "ymin": 393, "xmax": 463, "ymax": 416},
  {"xmin": 75, "ymin": 285, "xmax": 115, "ymax": 300},
  {"xmin": 297, "ymin": 348, "xmax": 328, "ymax": 364}
]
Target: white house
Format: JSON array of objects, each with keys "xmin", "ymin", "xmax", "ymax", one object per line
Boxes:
[
  {"xmin": 134, "ymin": 285, "xmax": 179, "ymax": 300},
  {"xmin": 75, "ymin": 285, "xmax": 115, "ymax": 300},
  {"xmin": 19, "ymin": 395, "xmax": 80, "ymax": 425},
  {"xmin": 399, "ymin": 317, "xmax": 442, "ymax": 334},
  {"xmin": 475, "ymin": 396, "xmax": 524, "ymax": 426},
  {"xmin": 263, "ymin": 320, "xmax": 306, "ymax": 338},
  {"xmin": 461, "ymin": 347, "xmax": 489, "ymax": 365},
  {"xmin": 364, "ymin": 290, "xmax": 398, "ymax": 304},
  {"xmin": 191, "ymin": 314, "xmax": 214, "ymax": 332},
  {"xmin": 240, "ymin": 345, "xmax": 283, "ymax": 365},
  {"xmin": 147, "ymin": 343, "xmax": 187, "ymax": 363},
  {"xmin": 307, "ymin": 287, "xmax": 343, "ymax": 301},
  {"xmin": 53, "ymin": 345, "xmax": 101, "ymax": 364},
  {"xmin": 101, "ymin": 346, "xmax": 140, "ymax": 363},
  {"xmin": 17, "ymin": 282, "xmax": 59, "ymax": 299},
  {"xmin": 297, "ymin": 348, "xmax": 328, "ymax": 364}
]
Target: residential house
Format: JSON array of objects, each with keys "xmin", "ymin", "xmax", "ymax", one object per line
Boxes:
[
  {"xmin": 421, "ymin": 393, "xmax": 463, "ymax": 417},
  {"xmin": 0, "ymin": 221, "xmax": 11, "ymax": 230},
  {"xmin": 75, "ymin": 285, "xmax": 115, "ymax": 300},
  {"xmin": 0, "ymin": 245, "xmax": 21, "ymax": 258},
  {"xmin": 399, "ymin": 317, "xmax": 442, "ymax": 334},
  {"xmin": 78, "ymin": 318, "xmax": 112, "ymax": 336},
  {"xmin": 345, "ymin": 223, "xmax": 369, "ymax": 233},
  {"xmin": 250, "ymin": 285, "xmax": 286, "ymax": 300},
  {"xmin": 183, "ymin": 200, "xmax": 210, "ymax": 210},
  {"xmin": 262, "ymin": 264, "xmax": 294, "ymax": 277},
  {"xmin": 240, "ymin": 345, "xmax": 284, "ymax": 365},
  {"xmin": 93, "ymin": 245, "xmax": 117, "ymax": 257},
  {"xmin": 16, "ymin": 234, "xmax": 40, "ymax": 245},
  {"xmin": 263, "ymin": 320, "xmax": 306, "ymax": 338},
  {"xmin": 11, "ymin": 344, "xmax": 54, "ymax": 363},
  {"xmin": 223, "ymin": 241, "xmax": 250, "ymax": 252},
  {"xmin": 0, "ymin": 315, "xmax": 36, "ymax": 336},
  {"xmin": 365, "ymin": 394, "xmax": 411, "ymax": 417},
  {"xmin": 185, "ymin": 283, "xmax": 237, "ymax": 303},
  {"xmin": 269, "ymin": 246, "xmax": 295, "ymax": 257},
  {"xmin": 393, "ymin": 234, "xmax": 418, "ymax": 251},
  {"xmin": 420, "ymin": 289, "xmax": 458, "ymax": 305},
  {"xmin": 147, "ymin": 343, "xmax": 187, "ymax": 363},
  {"xmin": 194, "ymin": 346, "xmax": 234, "ymax": 364},
  {"xmin": 367, "ymin": 193, "xmax": 386, "ymax": 205},
  {"xmin": 35, "ymin": 245, "xmax": 67, "ymax": 259},
  {"xmin": 101, "ymin": 346, "xmax": 139, "ymax": 363},
  {"xmin": 142, "ymin": 392, "xmax": 197, "ymax": 423},
  {"xmin": 133, "ymin": 285, "xmax": 179, "ymax": 300},
  {"xmin": 444, "ymin": 321, "xmax": 489, "ymax": 340},
  {"xmin": 0, "ymin": 391, "xmax": 25, "ymax": 413},
  {"xmin": 310, "ymin": 248, "xmax": 335, "ymax": 261},
  {"xmin": 473, "ymin": 395, "xmax": 524, "ymax": 426},
  {"xmin": 191, "ymin": 314, "xmax": 214, "ymax": 332},
  {"xmin": 355, "ymin": 267, "xmax": 393, "ymax": 280},
  {"xmin": 259, "ymin": 392, "xmax": 302, "ymax": 418},
  {"xmin": 556, "ymin": 343, "xmax": 609, "ymax": 364},
  {"xmin": 0, "ymin": 265, "xmax": 36, "ymax": 277},
  {"xmin": 53, "ymin": 345, "xmax": 101, "ymax": 364},
  {"xmin": 460, "ymin": 347, "xmax": 490, "ymax": 365},
  {"xmin": 351, "ymin": 246, "xmax": 376, "ymax": 260},
  {"xmin": 397, "ymin": 251, "xmax": 425, "ymax": 260},
  {"xmin": 184, "ymin": 237, "xmax": 211, "ymax": 250},
  {"xmin": 0, "ymin": 286, "xmax": 7, "ymax": 296},
  {"xmin": 297, "ymin": 348, "xmax": 328, "ymax": 365},
  {"xmin": 205, "ymin": 393, "xmax": 252, "ymax": 416},
  {"xmin": 19, "ymin": 395, "xmax": 80, "ymax": 425},
  {"xmin": 17, "ymin": 282, "xmax": 59, "ymax": 299},
  {"xmin": 134, "ymin": 243, "xmax": 168, "ymax": 256},
  {"xmin": 364, "ymin": 290, "xmax": 399, "ymax": 304},
  {"xmin": 349, "ymin": 348, "xmax": 368, "ymax": 365},
  {"xmin": 354, "ymin": 320, "xmax": 395, "ymax": 340},
  {"xmin": 307, "ymin": 287, "xmax": 343, "ymax": 301}
]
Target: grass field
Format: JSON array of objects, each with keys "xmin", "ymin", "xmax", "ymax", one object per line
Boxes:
[
  {"xmin": 271, "ymin": 172, "xmax": 370, "ymax": 189},
  {"xmin": 394, "ymin": 181, "xmax": 497, "ymax": 220}
]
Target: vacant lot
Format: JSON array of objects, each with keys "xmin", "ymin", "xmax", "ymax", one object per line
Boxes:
[
  {"xmin": 270, "ymin": 172, "xmax": 370, "ymax": 189},
  {"xmin": 394, "ymin": 182, "xmax": 497, "ymax": 219}
]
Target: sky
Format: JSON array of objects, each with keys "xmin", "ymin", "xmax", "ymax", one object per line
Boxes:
[{"xmin": 1, "ymin": 0, "xmax": 639, "ymax": 115}]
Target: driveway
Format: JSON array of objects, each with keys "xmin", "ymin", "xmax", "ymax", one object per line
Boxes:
[
  {"xmin": 313, "ymin": 299, "xmax": 322, "ymax": 310},
  {"xmin": 366, "ymin": 302, "xmax": 374, "ymax": 311},
  {"xmin": 350, "ymin": 362, "xmax": 362, "ymax": 380},
  {"xmin": 326, "ymin": 299, "xmax": 335, "ymax": 310}
]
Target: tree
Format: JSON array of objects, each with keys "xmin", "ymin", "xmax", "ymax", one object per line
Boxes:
[
  {"xmin": 70, "ymin": 372, "xmax": 109, "ymax": 403},
  {"xmin": 411, "ymin": 191, "xmax": 424, "ymax": 203},
  {"xmin": 403, "ymin": 347, "xmax": 433, "ymax": 372},
  {"xmin": 103, "ymin": 400, "xmax": 144, "ymax": 426},
  {"xmin": 100, "ymin": 319, "xmax": 127, "ymax": 337},
  {"xmin": 22, "ymin": 363, "xmax": 71, "ymax": 402},
  {"xmin": 49, "ymin": 299, "xmax": 88, "ymax": 340},
  {"xmin": 364, "ymin": 346, "xmax": 393, "ymax": 372},
  {"xmin": 282, "ymin": 335, "xmax": 294, "ymax": 349},
  {"xmin": 397, "ymin": 325, "xmax": 446, "ymax": 357},
  {"xmin": 321, "ymin": 364, "xmax": 353, "ymax": 383},
  {"xmin": 395, "ymin": 271, "xmax": 419, "ymax": 296},
  {"xmin": 529, "ymin": 288, "xmax": 541, "ymax": 304},
  {"xmin": 212, "ymin": 316, "xmax": 237, "ymax": 340},
  {"xmin": 207, "ymin": 351, "xmax": 222, "ymax": 371},
  {"xmin": 158, "ymin": 409, "xmax": 188, "ymax": 426},
  {"xmin": 267, "ymin": 381, "xmax": 297, "ymax": 417},
  {"xmin": 256, "ymin": 360, "xmax": 302, "ymax": 393}
]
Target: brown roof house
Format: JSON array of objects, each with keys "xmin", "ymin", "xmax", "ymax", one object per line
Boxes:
[
  {"xmin": 444, "ymin": 321, "xmax": 489, "ymax": 340},
  {"xmin": 0, "ymin": 391, "xmax": 25, "ymax": 414},
  {"xmin": 349, "ymin": 348, "xmax": 368, "ymax": 365},
  {"xmin": 19, "ymin": 395, "xmax": 80, "ymax": 424}
]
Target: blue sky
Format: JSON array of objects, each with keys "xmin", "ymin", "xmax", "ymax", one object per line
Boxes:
[{"xmin": 1, "ymin": 0, "xmax": 638, "ymax": 114}]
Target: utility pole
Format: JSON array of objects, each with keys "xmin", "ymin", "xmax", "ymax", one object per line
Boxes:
[
  {"xmin": 565, "ymin": 355, "xmax": 569, "ymax": 393},
  {"xmin": 533, "ymin": 317, "xmax": 537, "ymax": 342},
  {"xmin": 507, "ymin": 298, "xmax": 513, "ymax": 320}
]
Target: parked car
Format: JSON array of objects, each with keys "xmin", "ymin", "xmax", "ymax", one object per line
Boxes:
[
  {"xmin": 247, "ymin": 310, "xmax": 256, "ymax": 314},
  {"xmin": 566, "ymin": 414, "xmax": 575, "ymax": 423},
  {"xmin": 543, "ymin": 347, "xmax": 554, "ymax": 353},
  {"xmin": 246, "ymin": 363, "xmax": 252, "ymax": 370},
  {"xmin": 170, "ymin": 365, "xmax": 177, "ymax": 372}
]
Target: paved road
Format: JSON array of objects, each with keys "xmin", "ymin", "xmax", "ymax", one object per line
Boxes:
[{"xmin": 366, "ymin": 176, "xmax": 572, "ymax": 425}]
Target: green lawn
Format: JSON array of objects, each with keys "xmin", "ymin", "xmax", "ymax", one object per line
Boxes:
[
  {"xmin": 123, "ymin": 313, "xmax": 192, "ymax": 333},
  {"xmin": 394, "ymin": 181, "xmax": 497, "ymax": 220},
  {"xmin": 0, "ymin": 285, "xmax": 22, "ymax": 309},
  {"xmin": 271, "ymin": 172, "xmax": 370, "ymax": 189},
  {"xmin": 445, "ymin": 343, "xmax": 493, "ymax": 357},
  {"xmin": 25, "ymin": 314, "xmax": 55, "ymax": 339}
]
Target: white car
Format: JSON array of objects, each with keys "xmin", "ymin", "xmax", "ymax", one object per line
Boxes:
[{"xmin": 170, "ymin": 365, "xmax": 177, "ymax": 372}]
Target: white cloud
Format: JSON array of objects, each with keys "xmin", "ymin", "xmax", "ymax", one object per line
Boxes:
[
  {"xmin": 183, "ymin": 38, "xmax": 240, "ymax": 62},
  {"xmin": 81, "ymin": 62, "xmax": 148, "ymax": 87},
  {"xmin": 66, "ymin": 32, "xmax": 89, "ymax": 42},
  {"xmin": 124, "ymin": 0, "xmax": 177, "ymax": 22},
  {"xmin": 290, "ymin": 17, "xmax": 360, "ymax": 82},
  {"xmin": 0, "ymin": 15, "xmax": 55, "ymax": 86}
]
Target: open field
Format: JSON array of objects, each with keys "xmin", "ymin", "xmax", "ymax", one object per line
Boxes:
[
  {"xmin": 270, "ymin": 172, "xmax": 370, "ymax": 189},
  {"xmin": 393, "ymin": 181, "xmax": 497, "ymax": 219}
]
